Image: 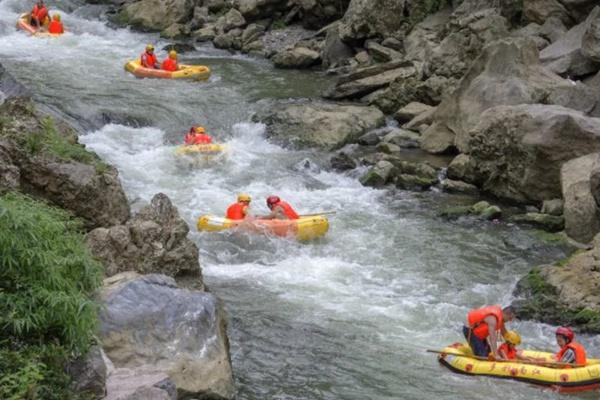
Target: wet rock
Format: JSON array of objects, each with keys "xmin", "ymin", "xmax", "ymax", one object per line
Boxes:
[
  {"xmin": 161, "ymin": 42, "xmax": 196, "ymax": 53},
  {"xmin": 381, "ymin": 128, "xmax": 420, "ymax": 149},
  {"xmin": 100, "ymin": 273, "xmax": 234, "ymax": 399},
  {"xmin": 480, "ymin": 205, "xmax": 502, "ymax": 220},
  {"xmin": 395, "ymin": 174, "xmax": 437, "ymax": 191},
  {"xmin": 440, "ymin": 179, "xmax": 479, "ymax": 196},
  {"xmin": 160, "ymin": 23, "xmax": 187, "ymax": 39},
  {"xmin": 375, "ymin": 142, "xmax": 401, "ymax": 154},
  {"xmin": 193, "ymin": 26, "xmax": 216, "ymax": 42},
  {"xmin": 541, "ymin": 199, "xmax": 564, "ymax": 216},
  {"xmin": 365, "ymin": 40, "xmax": 403, "ymax": 62},
  {"xmin": 213, "ymin": 31, "xmax": 242, "ymax": 50},
  {"xmin": 446, "ymin": 154, "xmax": 478, "ymax": 183},
  {"xmin": 359, "ymin": 160, "xmax": 394, "ymax": 187},
  {"xmin": 105, "ymin": 368, "xmax": 176, "ymax": 400},
  {"xmin": 439, "ymin": 205, "xmax": 472, "ymax": 220},
  {"xmin": 121, "ymin": 0, "xmax": 194, "ymax": 32},
  {"xmin": 241, "ymin": 23, "xmax": 265, "ymax": 46},
  {"xmin": 330, "ymin": 152, "xmax": 357, "ymax": 171},
  {"xmin": 561, "ymin": 153, "xmax": 600, "ymax": 243},
  {"xmin": 254, "ymin": 100, "xmax": 385, "ymax": 150},
  {"xmin": 582, "ymin": 6, "xmax": 600, "ymax": 63},
  {"xmin": 67, "ymin": 346, "xmax": 108, "ymax": 398},
  {"xmin": 421, "ymin": 38, "xmax": 584, "ymax": 154},
  {"xmin": 357, "ymin": 130, "xmax": 381, "ymax": 146},
  {"xmin": 540, "ymin": 9, "xmax": 600, "ymax": 78},
  {"xmin": 394, "ymin": 102, "xmax": 434, "ymax": 124},
  {"xmin": 86, "ymin": 193, "xmax": 201, "ymax": 282},
  {"xmin": 0, "ymin": 63, "xmax": 30, "ymax": 100},
  {"xmin": 467, "ymin": 104, "xmax": 600, "ymax": 203},
  {"xmin": 321, "ymin": 23, "xmax": 354, "ymax": 67},
  {"xmin": 272, "ymin": 47, "xmax": 320, "ymax": 68},
  {"xmin": 509, "ymin": 212, "xmax": 565, "ymax": 232},
  {"xmin": 403, "ymin": 106, "xmax": 436, "ymax": 131}
]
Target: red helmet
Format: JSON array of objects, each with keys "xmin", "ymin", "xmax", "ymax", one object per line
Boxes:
[
  {"xmin": 266, "ymin": 195, "xmax": 280, "ymax": 207},
  {"xmin": 556, "ymin": 326, "xmax": 574, "ymax": 342}
]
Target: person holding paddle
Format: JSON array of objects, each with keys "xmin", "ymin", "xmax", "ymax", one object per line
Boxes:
[{"xmin": 463, "ymin": 305, "xmax": 516, "ymax": 359}]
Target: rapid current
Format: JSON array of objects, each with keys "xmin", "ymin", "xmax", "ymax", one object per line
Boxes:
[{"xmin": 1, "ymin": 1, "xmax": 599, "ymax": 399}]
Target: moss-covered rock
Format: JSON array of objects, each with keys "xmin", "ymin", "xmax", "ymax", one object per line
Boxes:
[{"xmin": 509, "ymin": 212, "xmax": 565, "ymax": 232}]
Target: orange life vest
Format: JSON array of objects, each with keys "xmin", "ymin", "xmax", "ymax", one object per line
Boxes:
[
  {"xmin": 48, "ymin": 20, "xmax": 63, "ymax": 34},
  {"xmin": 467, "ymin": 305, "xmax": 504, "ymax": 340},
  {"xmin": 226, "ymin": 202, "xmax": 247, "ymax": 220},
  {"xmin": 194, "ymin": 134, "xmax": 212, "ymax": 144},
  {"xmin": 161, "ymin": 58, "xmax": 178, "ymax": 71},
  {"xmin": 140, "ymin": 52, "xmax": 157, "ymax": 68},
  {"xmin": 556, "ymin": 342, "xmax": 587, "ymax": 366},
  {"xmin": 498, "ymin": 343, "xmax": 517, "ymax": 360},
  {"xmin": 276, "ymin": 201, "xmax": 299, "ymax": 220},
  {"xmin": 32, "ymin": 5, "xmax": 48, "ymax": 21}
]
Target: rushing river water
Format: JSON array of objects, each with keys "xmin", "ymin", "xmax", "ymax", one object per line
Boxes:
[{"xmin": 2, "ymin": 1, "xmax": 599, "ymax": 399}]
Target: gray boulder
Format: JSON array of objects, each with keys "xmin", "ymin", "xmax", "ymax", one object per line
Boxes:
[
  {"xmin": 100, "ymin": 273, "xmax": 234, "ymax": 400},
  {"xmin": 272, "ymin": 47, "xmax": 320, "ymax": 68},
  {"xmin": 394, "ymin": 102, "xmax": 434, "ymax": 124},
  {"xmin": 467, "ymin": 105, "xmax": 600, "ymax": 203},
  {"xmin": 365, "ymin": 41, "xmax": 403, "ymax": 62},
  {"xmin": 253, "ymin": 100, "xmax": 385, "ymax": 150},
  {"xmin": 582, "ymin": 7, "xmax": 600, "ymax": 63},
  {"xmin": 215, "ymin": 8, "xmax": 246, "ymax": 33},
  {"xmin": 86, "ymin": 193, "xmax": 201, "ymax": 283},
  {"xmin": 105, "ymin": 368, "xmax": 177, "ymax": 400},
  {"xmin": 382, "ymin": 128, "xmax": 420, "ymax": 148},
  {"xmin": 447, "ymin": 154, "xmax": 478, "ymax": 183},
  {"xmin": 121, "ymin": 0, "xmax": 196, "ymax": 32},
  {"xmin": 561, "ymin": 153, "xmax": 600, "ymax": 243},
  {"xmin": 359, "ymin": 160, "xmax": 394, "ymax": 187},
  {"xmin": 321, "ymin": 24, "xmax": 354, "ymax": 67},
  {"xmin": 440, "ymin": 179, "xmax": 479, "ymax": 196},
  {"xmin": 523, "ymin": 0, "xmax": 572, "ymax": 26},
  {"xmin": 541, "ymin": 199, "xmax": 564, "ymax": 216},
  {"xmin": 509, "ymin": 213, "xmax": 565, "ymax": 232},
  {"xmin": 0, "ymin": 63, "xmax": 30, "ymax": 99},
  {"xmin": 338, "ymin": 0, "xmax": 408, "ymax": 42}
]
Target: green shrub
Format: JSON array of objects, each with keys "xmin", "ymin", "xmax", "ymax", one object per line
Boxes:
[{"xmin": 0, "ymin": 192, "xmax": 103, "ymax": 398}]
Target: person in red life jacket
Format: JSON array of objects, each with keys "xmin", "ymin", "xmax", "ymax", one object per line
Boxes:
[
  {"xmin": 262, "ymin": 196, "xmax": 300, "ymax": 220},
  {"xmin": 498, "ymin": 331, "xmax": 523, "ymax": 360},
  {"xmin": 161, "ymin": 50, "xmax": 179, "ymax": 71},
  {"xmin": 553, "ymin": 326, "xmax": 587, "ymax": 367},
  {"xmin": 140, "ymin": 44, "xmax": 159, "ymax": 69},
  {"xmin": 463, "ymin": 305, "xmax": 516, "ymax": 358},
  {"xmin": 184, "ymin": 126, "xmax": 213, "ymax": 145},
  {"xmin": 48, "ymin": 14, "xmax": 64, "ymax": 34},
  {"xmin": 226, "ymin": 194, "xmax": 252, "ymax": 220},
  {"xmin": 30, "ymin": 0, "xmax": 49, "ymax": 28}
]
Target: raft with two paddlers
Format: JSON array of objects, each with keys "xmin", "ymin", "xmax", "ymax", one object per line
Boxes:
[
  {"xmin": 124, "ymin": 60, "xmax": 211, "ymax": 81},
  {"xmin": 436, "ymin": 343, "xmax": 600, "ymax": 393},
  {"xmin": 16, "ymin": 14, "xmax": 61, "ymax": 37},
  {"xmin": 197, "ymin": 215, "xmax": 329, "ymax": 241}
]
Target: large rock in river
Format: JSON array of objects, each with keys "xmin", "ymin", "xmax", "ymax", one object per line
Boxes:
[
  {"xmin": 253, "ymin": 100, "xmax": 385, "ymax": 150},
  {"xmin": 421, "ymin": 38, "xmax": 597, "ymax": 154},
  {"xmin": 561, "ymin": 153, "xmax": 600, "ymax": 243},
  {"xmin": 121, "ymin": 0, "xmax": 198, "ymax": 31},
  {"xmin": 465, "ymin": 104, "xmax": 600, "ymax": 203},
  {"xmin": 86, "ymin": 193, "xmax": 202, "ymax": 284},
  {"xmin": 99, "ymin": 272, "xmax": 234, "ymax": 399}
]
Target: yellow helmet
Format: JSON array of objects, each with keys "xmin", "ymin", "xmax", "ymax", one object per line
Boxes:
[
  {"xmin": 194, "ymin": 126, "xmax": 205, "ymax": 133},
  {"xmin": 169, "ymin": 50, "xmax": 177, "ymax": 59},
  {"xmin": 53, "ymin": 13, "xmax": 60, "ymax": 21},
  {"xmin": 503, "ymin": 330, "xmax": 521, "ymax": 346},
  {"xmin": 146, "ymin": 44, "xmax": 154, "ymax": 52},
  {"xmin": 237, "ymin": 194, "xmax": 251, "ymax": 202}
]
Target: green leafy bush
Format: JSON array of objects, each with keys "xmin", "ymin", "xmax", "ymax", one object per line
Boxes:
[{"xmin": 0, "ymin": 192, "xmax": 103, "ymax": 398}]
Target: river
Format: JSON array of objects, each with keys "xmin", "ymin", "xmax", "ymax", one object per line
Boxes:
[{"xmin": 1, "ymin": 1, "xmax": 598, "ymax": 399}]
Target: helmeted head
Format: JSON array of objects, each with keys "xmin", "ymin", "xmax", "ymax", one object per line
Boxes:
[
  {"xmin": 502, "ymin": 306, "xmax": 516, "ymax": 323},
  {"xmin": 503, "ymin": 330, "xmax": 521, "ymax": 346},
  {"xmin": 37, "ymin": 0, "xmax": 44, "ymax": 6},
  {"xmin": 556, "ymin": 326, "xmax": 574, "ymax": 346},
  {"xmin": 266, "ymin": 195, "xmax": 280, "ymax": 209},
  {"xmin": 194, "ymin": 126, "xmax": 205, "ymax": 134},
  {"xmin": 169, "ymin": 50, "xmax": 177, "ymax": 60},
  {"xmin": 237, "ymin": 193, "xmax": 251, "ymax": 204},
  {"xmin": 53, "ymin": 14, "xmax": 60, "ymax": 21},
  {"xmin": 145, "ymin": 44, "xmax": 154, "ymax": 53}
]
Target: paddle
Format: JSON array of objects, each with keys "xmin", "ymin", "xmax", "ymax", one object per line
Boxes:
[
  {"xmin": 299, "ymin": 211, "xmax": 337, "ymax": 217},
  {"xmin": 426, "ymin": 349, "xmax": 585, "ymax": 368}
]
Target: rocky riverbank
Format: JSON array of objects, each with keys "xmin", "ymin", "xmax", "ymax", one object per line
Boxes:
[{"xmin": 0, "ymin": 65, "xmax": 233, "ymax": 399}]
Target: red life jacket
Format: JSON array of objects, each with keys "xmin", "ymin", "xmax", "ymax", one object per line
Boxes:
[
  {"xmin": 140, "ymin": 52, "xmax": 157, "ymax": 68},
  {"xmin": 276, "ymin": 201, "xmax": 299, "ymax": 220},
  {"xmin": 193, "ymin": 134, "xmax": 212, "ymax": 144},
  {"xmin": 32, "ymin": 5, "xmax": 48, "ymax": 21},
  {"xmin": 161, "ymin": 58, "xmax": 178, "ymax": 71},
  {"xmin": 467, "ymin": 305, "xmax": 504, "ymax": 340},
  {"xmin": 498, "ymin": 343, "xmax": 517, "ymax": 360},
  {"xmin": 226, "ymin": 202, "xmax": 247, "ymax": 220},
  {"xmin": 556, "ymin": 342, "xmax": 587, "ymax": 367},
  {"xmin": 48, "ymin": 20, "xmax": 63, "ymax": 34}
]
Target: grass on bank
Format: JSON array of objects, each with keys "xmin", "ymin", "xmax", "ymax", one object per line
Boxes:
[{"xmin": 0, "ymin": 192, "xmax": 103, "ymax": 399}]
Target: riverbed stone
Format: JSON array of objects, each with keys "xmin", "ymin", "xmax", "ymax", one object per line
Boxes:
[
  {"xmin": 561, "ymin": 153, "xmax": 600, "ymax": 243},
  {"xmin": 121, "ymin": 0, "xmax": 194, "ymax": 32},
  {"xmin": 509, "ymin": 212, "xmax": 565, "ymax": 232},
  {"xmin": 394, "ymin": 102, "xmax": 434, "ymax": 124},
  {"xmin": 330, "ymin": 152, "xmax": 357, "ymax": 171},
  {"xmin": 440, "ymin": 179, "xmax": 479, "ymax": 195},
  {"xmin": 541, "ymin": 199, "xmax": 564, "ymax": 216},
  {"xmin": 254, "ymin": 100, "xmax": 385, "ymax": 150},
  {"xmin": 105, "ymin": 368, "xmax": 177, "ymax": 400},
  {"xmin": 359, "ymin": 160, "xmax": 394, "ymax": 187},
  {"xmin": 381, "ymin": 128, "xmax": 420, "ymax": 149},
  {"xmin": 99, "ymin": 273, "xmax": 234, "ymax": 399},
  {"xmin": 272, "ymin": 47, "xmax": 320, "ymax": 68}
]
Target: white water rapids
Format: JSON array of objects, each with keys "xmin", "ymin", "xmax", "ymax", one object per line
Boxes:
[{"xmin": 1, "ymin": 1, "xmax": 599, "ymax": 399}]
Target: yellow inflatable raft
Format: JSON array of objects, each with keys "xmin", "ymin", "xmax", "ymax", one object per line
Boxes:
[
  {"xmin": 124, "ymin": 60, "xmax": 211, "ymax": 81},
  {"xmin": 16, "ymin": 14, "xmax": 61, "ymax": 37},
  {"xmin": 174, "ymin": 144, "xmax": 228, "ymax": 166},
  {"xmin": 437, "ymin": 343, "xmax": 600, "ymax": 393},
  {"xmin": 197, "ymin": 215, "xmax": 329, "ymax": 241}
]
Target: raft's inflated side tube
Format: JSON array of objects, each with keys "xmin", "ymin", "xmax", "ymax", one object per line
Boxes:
[
  {"xmin": 16, "ymin": 14, "xmax": 61, "ymax": 37},
  {"xmin": 124, "ymin": 60, "xmax": 211, "ymax": 81},
  {"xmin": 438, "ymin": 343, "xmax": 600, "ymax": 393},
  {"xmin": 175, "ymin": 144, "xmax": 227, "ymax": 156},
  {"xmin": 197, "ymin": 215, "xmax": 329, "ymax": 241}
]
